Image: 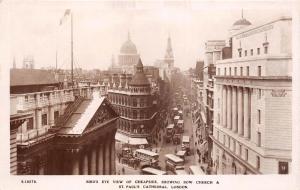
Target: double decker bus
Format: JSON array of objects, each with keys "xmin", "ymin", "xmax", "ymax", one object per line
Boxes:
[
  {"xmin": 165, "ymin": 124, "xmax": 175, "ymax": 143},
  {"xmin": 141, "ymin": 167, "xmax": 167, "ymax": 175},
  {"xmin": 135, "ymin": 149, "xmax": 159, "ymax": 167},
  {"xmin": 188, "ymin": 165, "xmax": 206, "ymax": 175},
  {"xmin": 165, "ymin": 154, "xmax": 184, "ymax": 173}
]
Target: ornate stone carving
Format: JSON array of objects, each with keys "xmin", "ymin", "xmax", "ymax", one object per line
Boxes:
[{"xmin": 271, "ymin": 89, "xmax": 287, "ymax": 97}]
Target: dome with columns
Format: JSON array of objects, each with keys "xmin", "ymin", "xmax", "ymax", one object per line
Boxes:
[{"xmin": 120, "ymin": 32, "xmax": 137, "ymax": 54}]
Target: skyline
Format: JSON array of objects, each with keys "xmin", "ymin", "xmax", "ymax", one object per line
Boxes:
[{"xmin": 7, "ymin": 1, "xmax": 291, "ymax": 71}]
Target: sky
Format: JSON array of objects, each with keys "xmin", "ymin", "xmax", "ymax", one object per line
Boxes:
[{"xmin": 5, "ymin": 0, "xmax": 292, "ymax": 71}]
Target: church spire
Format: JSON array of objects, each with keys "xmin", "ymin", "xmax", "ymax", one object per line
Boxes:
[
  {"xmin": 128, "ymin": 31, "xmax": 131, "ymax": 41},
  {"xmin": 165, "ymin": 34, "xmax": 174, "ymax": 59},
  {"xmin": 242, "ymin": 9, "xmax": 244, "ymax": 19}
]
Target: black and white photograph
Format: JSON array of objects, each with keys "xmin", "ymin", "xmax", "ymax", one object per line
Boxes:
[{"xmin": 1, "ymin": 0, "xmax": 300, "ymax": 189}]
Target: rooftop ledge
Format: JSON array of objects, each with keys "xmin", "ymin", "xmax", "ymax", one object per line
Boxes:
[
  {"xmin": 216, "ymin": 55, "xmax": 292, "ymax": 65},
  {"xmin": 215, "ymin": 75, "xmax": 292, "ymax": 80}
]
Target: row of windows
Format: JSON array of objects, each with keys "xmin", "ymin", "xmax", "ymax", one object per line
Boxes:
[
  {"xmin": 118, "ymin": 119, "xmax": 149, "ymax": 134},
  {"xmin": 217, "ymin": 65, "xmax": 262, "ymax": 77},
  {"xmin": 24, "ymin": 110, "xmax": 60, "ymax": 132},
  {"xmin": 217, "ymin": 131, "xmax": 260, "ymax": 170},
  {"xmin": 238, "ymin": 44, "xmax": 269, "ymax": 58},
  {"xmin": 116, "ymin": 106, "xmax": 151, "ymax": 119},
  {"xmin": 109, "ymin": 94, "xmax": 151, "ymax": 107}
]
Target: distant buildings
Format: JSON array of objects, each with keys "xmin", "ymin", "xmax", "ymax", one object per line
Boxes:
[{"xmin": 212, "ymin": 16, "xmax": 292, "ymax": 174}]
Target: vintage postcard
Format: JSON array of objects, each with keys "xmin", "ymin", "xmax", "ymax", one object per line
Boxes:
[{"xmin": 1, "ymin": 0, "xmax": 299, "ymax": 190}]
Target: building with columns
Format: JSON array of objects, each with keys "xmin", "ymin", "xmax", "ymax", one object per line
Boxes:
[
  {"xmin": 10, "ymin": 69, "xmax": 118, "ymax": 174},
  {"xmin": 110, "ymin": 32, "xmax": 140, "ymax": 74},
  {"xmin": 108, "ymin": 58, "xmax": 158, "ymax": 150},
  {"xmin": 211, "ymin": 16, "xmax": 292, "ymax": 174}
]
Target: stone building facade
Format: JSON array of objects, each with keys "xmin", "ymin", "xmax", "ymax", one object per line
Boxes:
[
  {"xmin": 10, "ymin": 84, "xmax": 118, "ymax": 175},
  {"xmin": 212, "ymin": 17, "xmax": 292, "ymax": 174},
  {"xmin": 108, "ymin": 59, "xmax": 158, "ymax": 149}
]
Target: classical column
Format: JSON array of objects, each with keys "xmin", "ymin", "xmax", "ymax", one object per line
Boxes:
[
  {"xmin": 36, "ymin": 109, "xmax": 42, "ymax": 129},
  {"xmin": 71, "ymin": 151, "xmax": 80, "ymax": 175},
  {"xmin": 82, "ymin": 152, "xmax": 89, "ymax": 175},
  {"xmin": 110, "ymin": 139, "xmax": 116, "ymax": 175},
  {"xmin": 232, "ymin": 86, "xmax": 237, "ymax": 132},
  {"xmin": 222, "ymin": 86, "xmax": 227, "ymax": 127},
  {"xmin": 105, "ymin": 139, "xmax": 111, "ymax": 175},
  {"xmin": 90, "ymin": 146, "xmax": 97, "ymax": 175},
  {"xmin": 97, "ymin": 142, "xmax": 104, "ymax": 175},
  {"xmin": 49, "ymin": 106, "xmax": 54, "ymax": 126},
  {"xmin": 226, "ymin": 86, "xmax": 232, "ymax": 129},
  {"xmin": 243, "ymin": 88, "xmax": 249, "ymax": 139},
  {"xmin": 237, "ymin": 87, "xmax": 243, "ymax": 136},
  {"xmin": 38, "ymin": 158, "xmax": 45, "ymax": 175}
]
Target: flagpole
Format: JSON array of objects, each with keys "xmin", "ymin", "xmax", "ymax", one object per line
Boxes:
[{"xmin": 71, "ymin": 12, "xmax": 74, "ymax": 88}]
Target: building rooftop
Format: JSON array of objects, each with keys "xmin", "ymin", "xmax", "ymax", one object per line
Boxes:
[
  {"xmin": 10, "ymin": 68, "xmax": 60, "ymax": 86},
  {"xmin": 129, "ymin": 58, "xmax": 150, "ymax": 86},
  {"xmin": 59, "ymin": 97, "xmax": 105, "ymax": 135}
]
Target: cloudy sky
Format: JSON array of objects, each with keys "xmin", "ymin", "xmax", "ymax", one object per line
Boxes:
[{"xmin": 5, "ymin": 1, "xmax": 292, "ymax": 71}]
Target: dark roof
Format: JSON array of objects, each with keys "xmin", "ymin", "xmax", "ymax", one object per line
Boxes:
[
  {"xmin": 233, "ymin": 18, "xmax": 252, "ymax": 26},
  {"xmin": 10, "ymin": 69, "xmax": 60, "ymax": 86},
  {"xmin": 129, "ymin": 59, "xmax": 150, "ymax": 86}
]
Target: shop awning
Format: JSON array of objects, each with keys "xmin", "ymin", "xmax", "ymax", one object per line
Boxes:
[{"xmin": 115, "ymin": 132, "xmax": 148, "ymax": 145}]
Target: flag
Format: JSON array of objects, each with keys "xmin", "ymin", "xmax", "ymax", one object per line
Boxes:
[
  {"xmin": 64, "ymin": 9, "xmax": 71, "ymax": 16},
  {"xmin": 59, "ymin": 9, "xmax": 71, "ymax": 25}
]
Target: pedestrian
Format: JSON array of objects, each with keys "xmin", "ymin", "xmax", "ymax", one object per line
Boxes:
[{"xmin": 122, "ymin": 167, "xmax": 125, "ymax": 174}]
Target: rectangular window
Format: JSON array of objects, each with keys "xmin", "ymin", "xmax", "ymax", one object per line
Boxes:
[
  {"xmin": 234, "ymin": 67, "xmax": 237, "ymax": 76},
  {"xmin": 257, "ymin": 156, "xmax": 260, "ymax": 169},
  {"xmin": 54, "ymin": 111, "xmax": 59, "ymax": 122},
  {"xmin": 264, "ymin": 46, "xmax": 268, "ymax": 54},
  {"xmin": 244, "ymin": 50, "xmax": 247, "ymax": 56},
  {"xmin": 278, "ymin": 162, "xmax": 289, "ymax": 174},
  {"xmin": 218, "ymin": 98, "xmax": 220, "ymax": 108},
  {"xmin": 258, "ymin": 110, "xmax": 261, "ymax": 124},
  {"xmin": 257, "ymin": 132, "xmax": 261, "ymax": 147},
  {"xmin": 228, "ymin": 137, "xmax": 231, "ymax": 148},
  {"xmin": 26, "ymin": 117, "xmax": 34, "ymax": 130},
  {"xmin": 250, "ymin": 49, "xmax": 253, "ymax": 56},
  {"xmin": 240, "ymin": 67, "xmax": 243, "ymax": 76},
  {"xmin": 218, "ymin": 68, "xmax": 220, "ymax": 75},
  {"xmin": 217, "ymin": 131, "xmax": 219, "ymax": 140},
  {"xmin": 42, "ymin": 114, "xmax": 47, "ymax": 126},
  {"xmin": 245, "ymin": 149, "xmax": 248, "ymax": 161},
  {"xmin": 223, "ymin": 135, "xmax": 225, "ymax": 145},
  {"xmin": 133, "ymin": 98, "xmax": 137, "ymax": 107},
  {"xmin": 224, "ymin": 68, "xmax": 227, "ymax": 76},
  {"xmin": 238, "ymin": 50, "xmax": 242, "ymax": 57},
  {"xmin": 246, "ymin": 66, "xmax": 250, "ymax": 76},
  {"xmin": 229, "ymin": 67, "xmax": 231, "ymax": 76},
  {"xmin": 258, "ymin": 66, "xmax": 262, "ymax": 77},
  {"xmin": 257, "ymin": 48, "xmax": 260, "ymax": 55}
]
